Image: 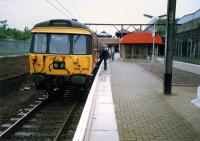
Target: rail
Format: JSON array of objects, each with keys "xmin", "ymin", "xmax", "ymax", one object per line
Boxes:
[{"xmin": 0, "ymin": 95, "xmax": 47, "ymax": 139}]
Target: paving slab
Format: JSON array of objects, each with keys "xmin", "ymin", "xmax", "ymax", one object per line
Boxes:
[
  {"xmin": 111, "ymin": 60, "xmax": 200, "ymax": 141},
  {"xmin": 79, "ymin": 62, "xmax": 119, "ymax": 141}
]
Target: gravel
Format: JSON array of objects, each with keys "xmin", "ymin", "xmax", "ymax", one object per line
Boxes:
[
  {"xmin": 0, "ymin": 75, "xmax": 44, "ymax": 126},
  {"xmin": 139, "ymin": 61, "xmax": 200, "ymax": 86}
]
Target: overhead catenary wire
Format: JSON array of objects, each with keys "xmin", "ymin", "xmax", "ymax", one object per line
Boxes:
[
  {"xmin": 46, "ymin": 0, "xmax": 69, "ymax": 18},
  {"xmin": 53, "ymin": 0, "xmax": 75, "ymax": 18},
  {"xmin": 68, "ymin": 0, "xmax": 84, "ymax": 21}
]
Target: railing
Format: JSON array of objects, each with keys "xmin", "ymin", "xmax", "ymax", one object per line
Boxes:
[{"xmin": 0, "ymin": 39, "xmax": 30, "ymax": 57}]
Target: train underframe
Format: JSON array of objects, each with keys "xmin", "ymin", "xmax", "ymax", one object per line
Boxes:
[{"xmin": 31, "ymin": 74, "xmax": 92, "ymax": 97}]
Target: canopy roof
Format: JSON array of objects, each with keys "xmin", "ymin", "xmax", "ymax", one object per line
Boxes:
[
  {"xmin": 121, "ymin": 32, "xmax": 163, "ymax": 44},
  {"xmin": 177, "ymin": 9, "xmax": 200, "ymax": 24}
]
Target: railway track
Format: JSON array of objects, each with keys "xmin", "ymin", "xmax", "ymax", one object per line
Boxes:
[
  {"xmin": 0, "ymin": 85, "xmax": 87, "ymax": 141},
  {"xmin": 0, "ymin": 94, "xmax": 48, "ymax": 139}
]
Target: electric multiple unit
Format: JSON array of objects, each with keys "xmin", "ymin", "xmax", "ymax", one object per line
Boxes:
[{"xmin": 29, "ymin": 19, "xmax": 99, "ymax": 92}]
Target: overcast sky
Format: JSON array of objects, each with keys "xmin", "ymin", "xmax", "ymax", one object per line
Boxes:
[{"xmin": 0, "ymin": 0, "xmax": 199, "ymax": 35}]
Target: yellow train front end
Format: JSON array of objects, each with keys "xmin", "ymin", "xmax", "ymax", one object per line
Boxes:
[{"xmin": 28, "ymin": 20, "xmax": 97, "ymax": 89}]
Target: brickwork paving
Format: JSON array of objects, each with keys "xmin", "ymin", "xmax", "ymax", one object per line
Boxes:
[{"xmin": 111, "ymin": 61, "xmax": 200, "ymax": 141}]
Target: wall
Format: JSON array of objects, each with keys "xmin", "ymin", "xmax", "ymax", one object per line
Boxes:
[
  {"xmin": 120, "ymin": 44, "xmax": 150, "ymax": 60},
  {"xmin": 0, "ymin": 56, "xmax": 29, "ymax": 81},
  {"xmin": 0, "ymin": 39, "xmax": 30, "ymax": 56},
  {"xmin": 177, "ymin": 18, "xmax": 200, "ymax": 33}
]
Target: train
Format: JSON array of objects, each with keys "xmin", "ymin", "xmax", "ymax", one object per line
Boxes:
[{"xmin": 28, "ymin": 19, "xmax": 101, "ymax": 94}]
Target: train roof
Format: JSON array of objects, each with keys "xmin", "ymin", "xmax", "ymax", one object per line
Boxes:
[{"xmin": 33, "ymin": 19, "xmax": 89, "ymax": 29}]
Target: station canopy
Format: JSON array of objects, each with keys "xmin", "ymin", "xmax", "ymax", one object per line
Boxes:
[
  {"xmin": 121, "ymin": 32, "xmax": 163, "ymax": 44},
  {"xmin": 177, "ymin": 9, "xmax": 200, "ymax": 24}
]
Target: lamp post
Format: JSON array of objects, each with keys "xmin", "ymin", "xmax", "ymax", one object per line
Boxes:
[
  {"xmin": 152, "ymin": 18, "xmax": 157, "ymax": 61},
  {"xmin": 144, "ymin": 14, "xmax": 167, "ymax": 62}
]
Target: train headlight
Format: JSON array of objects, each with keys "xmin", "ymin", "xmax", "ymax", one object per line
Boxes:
[
  {"xmin": 53, "ymin": 62, "xmax": 65, "ymax": 69},
  {"xmin": 53, "ymin": 63, "xmax": 59, "ymax": 68},
  {"xmin": 60, "ymin": 63, "xmax": 65, "ymax": 69}
]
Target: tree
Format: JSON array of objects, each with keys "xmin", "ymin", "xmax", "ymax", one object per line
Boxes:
[
  {"xmin": 0, "ymin": 20, "xmax": 31, "ymax": 40},
  {"xmin": 0, "ymin": 20, "xmax": 8, "ymax": 30},
  {"xmin": 156, "ymin": 26, "xmax": 166, "ymax": 36},
  {"xmin": 22, "ymin": 27, "xmax": 31, "ymax": 40},
  {"xmin": 0, "ymin": 20, "xmax": 8, "ymax": 38}
]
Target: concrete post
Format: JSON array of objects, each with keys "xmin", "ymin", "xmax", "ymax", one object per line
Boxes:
[
  {"xmin": 180, "ymin": 41, "xmax": 183, "ymax": 57},
  {"xmin": 188, "ymin": 41, "xmax": 191, "ymax": 58},
  {"xmin": 196, "ymin": 40, "xmax": 199, "ymax": 59},
  {"xmin": 164, "ymin": 0, "xmax": 176, "ymax": 95},
  {"xmin": 179, "ymin": 41, "xmax": 181, "ymax": 56},
  {"xmin": 175, "ymin": 41, "xmax": 178, "ymax": 56},
  {"xmin": 173, "ymin": 41, "xmax": 176, "ymax": 56},
  {"xmin": 190, "ymin": 40, "xmax": 192, "ymax": 59},
  {"xmin": 176, "ymin": 41, "xmax": 178, "ymax": 56},
  {"xmin": 198, "ymin": 40, "xmax": 200, "ymax": 59},
  {"xmin": 178, "ymin": 42, "xmax": 180, "ymax": 56},
  {"xmin": 178, "ymin": 41, "xmax": 180, "ymax": 56},
  {"xmin": 184, "ymin": 41, "xmax": 187, "ymax": 57},
  {"xmin": 186, "ymin": 41, "xmax": 189, "ymax": 58},
  {"xmin": 193, "ymin": 41, "xmax": 195, "ymax": 58},
  {"xmin": 174, "ymin": 41, "xmax": 178, "ymax": 56}
]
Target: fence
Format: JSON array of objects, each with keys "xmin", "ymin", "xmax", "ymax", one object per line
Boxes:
[{"xmin": 0, "ymin": 39, "xmax": 30, "ymax": 57}]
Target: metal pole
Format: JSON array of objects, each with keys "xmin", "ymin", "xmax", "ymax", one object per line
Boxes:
[
  {"xmin": 164, "ymin": 0, "xmax": 176, "ymax": 95},
  {"xmin": 152, "ymin": 23, "xmax": 156, "ymax": 62},
  {"xmin": 121, "ymin": 25, "xmax": 123, "ymax": 38},
  {"xmin": 152, "ymin": 18, "xmax": 158, "ymax": 62}
]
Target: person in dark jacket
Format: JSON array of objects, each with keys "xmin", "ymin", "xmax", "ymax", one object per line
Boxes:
[{"xmin": 100, "ymin": 48, "xmax": 109, "ymax": 70}]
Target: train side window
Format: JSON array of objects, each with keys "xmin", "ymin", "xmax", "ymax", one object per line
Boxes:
[
  {"xmin": 73, "ymin": 35, "xmax": 86, "ymax": 54},
  {"xmin": 33, "ymin": 34, "xmax": 47, "ymax": 53},
  {"xmin": 87, "ymin": 36, "xmax": 92, "ymax": 54},
  {"xmin": 49, "ymin": 34, "xmax": 70, "ymax": 54}
]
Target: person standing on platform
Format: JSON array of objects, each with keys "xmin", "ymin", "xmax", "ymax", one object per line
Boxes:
[{"xmin": 100, "ymin": 47, "xmax": 109, "ymax": 70}]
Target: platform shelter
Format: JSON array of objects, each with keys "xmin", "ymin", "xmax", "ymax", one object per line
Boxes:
[{"xmin": 120, "ymin": 32, "xmax": 163, "ymax": 60}]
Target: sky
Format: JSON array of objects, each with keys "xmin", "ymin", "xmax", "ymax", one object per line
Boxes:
[{"xmin": 0, "ymin": 0, "xmax": 199, "ymax": 35}]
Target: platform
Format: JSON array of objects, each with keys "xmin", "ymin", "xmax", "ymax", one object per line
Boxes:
[
  {"xmin": 111, "ymin": 60, "xmax": 200, "ymax": 141},
  {"xmin": 73, "ymin": 61, "xmax": 119, "ymax": 141},
  {"xmin": 74, "ymin": 57, "xmax": 200, "ymax": 141},
  {"xmin": 157, "ymin": 57, "xmax": 200, "ymax": 75}
]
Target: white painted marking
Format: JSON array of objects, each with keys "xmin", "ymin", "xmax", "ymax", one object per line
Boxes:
[
  {"xmin": 72, "ymin": 62, "xmax": 103, "ymax": 141},
  {"xmin": 191, "ymin": 86, "xmax": 200, "ymax": 108},
  {"xmin": 73, "ymin": 61, "xmax": 119, "ymax": 141},
  {"xmin": 157, "ymin": 57, "xmax": 200, "ymax": 75}
]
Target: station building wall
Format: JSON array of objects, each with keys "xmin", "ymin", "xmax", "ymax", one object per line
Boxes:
[{"xmin": 120, "ymin": 44, "xmax": 159, "ymax": 60}]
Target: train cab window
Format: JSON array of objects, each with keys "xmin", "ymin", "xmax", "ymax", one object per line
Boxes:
[
  {"xmin": 49, "ymin": 34, "xmax": 70, "ymax": 54},
  {"xmin": 73, "ymin": 35, "xmax": 87, "ymax": 54},
  {"xmin": 33, "ymin": 34, "xmax": 47, "ymax": 53}
]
